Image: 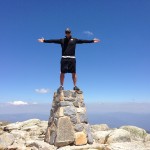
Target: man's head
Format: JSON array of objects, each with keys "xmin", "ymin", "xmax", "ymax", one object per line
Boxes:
[{"xmin": 65, "ymin": 28, "xmax": 71, "ymax": 38}]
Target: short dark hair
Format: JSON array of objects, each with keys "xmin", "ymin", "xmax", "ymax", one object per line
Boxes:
[{"xmin": 65, "ymin": 28, "xmax": 71, "ymax": 33}]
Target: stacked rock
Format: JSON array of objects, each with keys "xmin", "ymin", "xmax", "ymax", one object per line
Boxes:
[{"xmin": 44, "ymin": 90, "xmax": 93, "ymax": 147}]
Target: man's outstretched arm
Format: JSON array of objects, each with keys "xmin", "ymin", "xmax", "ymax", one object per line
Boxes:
[
  {"xmin": 76, "ymin": 38, "xmax": 100, "ymax": 44},
  {"xmin": 38, "ymin": 37, "xmax": 61, "ymax": 44}
]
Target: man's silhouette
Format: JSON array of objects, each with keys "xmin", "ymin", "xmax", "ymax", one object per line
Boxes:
[{"xmin": 38, "ymin": 28, "xmax": 100, "ymax": 92}]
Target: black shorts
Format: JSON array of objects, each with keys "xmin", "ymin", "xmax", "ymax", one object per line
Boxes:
[{"xmin": 61, "ymin": 58, "xmax": 76, "ymax": 73}]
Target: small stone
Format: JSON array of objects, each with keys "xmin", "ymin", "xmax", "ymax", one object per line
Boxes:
[
  {"xmin": 75, "ymin": 124, "xmax": 84, "ymax": 132},
  {"xmin": 59, "ymin": 91, "xmax": 64, "ymax": 101},
  {"xmin": 63, "ymin": 91, "xmax": 70, "ymax": 97},
  {"xmin": 70, "ymin": 115, "xmax": 77, "ymax": 124},
  {"xmin": 48, "ymin": 117, "xmax": 53, "ymax": 126},
  {"xmin": 72, "ymin": 91, "xmax": 77, "ymax": 97},
  {"xmin": 79, "ymin": 113, "xmax": 88, "ymax": 123},
  {"xmin": 76, "ymin": 93, "xmax": 84, "ymax": 100},
  {"xmin": 77, "ymin": 108, "xmax": 86, "ymax": 113},
  {"xmin": 54, "ymin": 118, "xmax": 58, "ymax": 126},
  {"xmin": 80, "ymin": 102, "xmax": 85, "ymax": 107},
  {"xmin": 73, "ymin": 100, "xmax": 80, "ymax": 107},
  {"xmin": 59, "ymin": 107, "xmax": 64, "ymax": 117},
  {"xmin": 64, "ymin": 97, "xmax": 76, "ymax": 102},
  {"xmin": 53, "ymin": 92, "xmax": 57, "ymax": 98},
  {"xmin": 64, "ymin": 106, "xmax": 76, "ymax": 116},
  {"xmin": 60, "ymin": 101, "xmax": 73, "ymax": 107},
  {"xmin": 74, "ymin": 131, "xmax": 87, "ymax": 145}
]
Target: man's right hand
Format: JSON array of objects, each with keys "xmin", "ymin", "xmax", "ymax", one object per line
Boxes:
[{"xmin": 38, "ymin": 37, "xmax": 44, "ymax": 43}]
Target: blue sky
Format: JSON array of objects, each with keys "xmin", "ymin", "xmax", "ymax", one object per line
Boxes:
[{"xmin": 0, "ymin": 0, "xmax": 150, "ymax": 104}]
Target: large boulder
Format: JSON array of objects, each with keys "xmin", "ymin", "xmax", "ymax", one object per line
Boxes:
[
  {"xmin": 145, "ymin": 134, "xmax": 150, "ymax": 142},
  {"xmin": 4, "ymin": 119, "xmax": 41, "ymax": 132},
  {"xmin": 120, "ymin": 126, "xmax": 147, "ymax": 141},
  {"xmin": 106, "ymin": 129, "xmax": 131, "ymax": 144},
  {"xmin": 107, "ymin": 141, "xmax": 150, "ymax": 150},
  {"xmin": 11, "ymin": 129, "xmax": 29, "ymax": 139},
  {"xmin": 0, "ymin": 132, "xmax": 15, "ymax": 149},
  {"xmin": 93, "ymin": 130, "xmax": 112, "ymax": 144},
  {"xmin": 26, "ymin": 140, "xmax": 56, "ymax": 150}
]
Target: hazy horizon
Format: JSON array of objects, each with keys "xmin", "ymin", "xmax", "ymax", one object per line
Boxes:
[{"xmin": 0, "ymin": 102, "xmax": 150, "ymax": 131}]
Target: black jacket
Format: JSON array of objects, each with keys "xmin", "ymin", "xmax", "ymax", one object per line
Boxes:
[{"xmin": 44, "ymin": 36, "xmax": 94, "ymax": 56}]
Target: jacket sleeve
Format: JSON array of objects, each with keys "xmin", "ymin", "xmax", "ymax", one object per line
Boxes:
[
  {"xmin": 76, "ymin": 39, "xmax": 94, "ymax": 44},
  {"xmin": 43, "ymin": 39, "xmax": 62, "ymax": 44}
]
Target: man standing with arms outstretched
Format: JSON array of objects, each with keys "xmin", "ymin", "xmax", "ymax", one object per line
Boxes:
[{"xmin": 38, "ymin": 28, "xmax": 100, "ymax": 93}]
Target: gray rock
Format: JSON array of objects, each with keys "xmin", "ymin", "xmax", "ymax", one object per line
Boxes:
[
  {"xmin": 75, "ymin": 124, "xmax": 84, "ymax": 132},
  {"xmin": 64, "ymin": 106, "xmax": 76, "ymax": 116},
  {"xmin": 84, "ymin": 124, "xmax": 93, "ymax": 144},
  {"xmin": 50, "ymin": 131, "xmax": 56, "ymax": 145},
  {"xmin": 0, "ymin": 132, "xmax": 15, "ymax": 149},
  {"xmin": 80, "ymin": 102, "xmax": 85, "ymax": 107},
  {"xmin": 44, "ymin": 127, "xmax": 51, "ymax": 143},
  {"xmin": 79, "ymin": 113, "xmax": 88, "ymax": 123},
  {"xmin": 64, "ymin": 97, "xmax": 76, "ymax": 102},
  {"xmin": 54, "ymin": 118, "xmax": 58, "ymax": 126},
  {"xmin": 73, "ymin": 100, "xmax": 80, "ymax": 107},
  {"xmin": 60, "ymin": 101, "xmax": 73, "ymax": 107},
  {"xmin": 72, "ymin": 91, "xmax": 77, "ymax": 97},
  {"xmin": 55, "ymin": 116, "xmax": 74, "ymax": 147},
  {"xmin": 70, "ymin": 115, "xmax": 78, "ymax": 124},
  {"xmin": 63, "ymin": 91, "xmax": 70, "ymax": 97}
]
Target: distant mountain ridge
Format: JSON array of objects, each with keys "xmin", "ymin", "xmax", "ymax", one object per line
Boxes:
[{"xmin": 0, "ymin": 112, "xmax": 150, "ymax": 131}]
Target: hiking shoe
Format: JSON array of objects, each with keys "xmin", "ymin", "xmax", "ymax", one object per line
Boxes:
[
  {"xmin": 57, "ymin": 85, "xmax": 64, "ymax": 93},
  {"xmin": 73, "ymin": 86, "xmax": 83, "ymax": 94},
  {"xmin": 73, "ymin": 86, "xmax": 80, "ymax": 91},
  {"xmin": 73, "ymin": 86, "xmax": 82, "ymax": 94}
]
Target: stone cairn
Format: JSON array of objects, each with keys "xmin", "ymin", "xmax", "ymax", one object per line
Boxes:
[{"xmin": 44, "ymin": 90, "xmax": 93, "ymax": 147}]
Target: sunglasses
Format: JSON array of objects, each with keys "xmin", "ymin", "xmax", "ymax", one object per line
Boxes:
[{"xmin": 65, "ymin": 31, "xmax": 71, "ymax": 34}]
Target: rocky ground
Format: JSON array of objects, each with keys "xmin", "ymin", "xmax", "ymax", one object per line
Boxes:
[{"xmin": 0, "ymin": 119, "xmax": 150, "ymax": 150}]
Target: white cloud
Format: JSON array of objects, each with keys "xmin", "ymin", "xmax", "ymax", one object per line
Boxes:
[
  {"xmin": 35, "ymin": 88, "xmax": 50, "ymax": 94},
  {"xmin": 8, "ymin": 101, "xmax": 28, "ymax": 106},
  {"xmin": 83, "ymin": 31, "xmax": 94, "ymax": 36}
]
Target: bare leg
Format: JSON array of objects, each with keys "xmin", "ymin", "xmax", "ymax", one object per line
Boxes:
[
  {"xmin": 72, "ymin": 73, "xmax": 77, "ymax": 87},
  {"xmin": 60, "ymin": 73, "xmax": 65, "ymax": 86}
]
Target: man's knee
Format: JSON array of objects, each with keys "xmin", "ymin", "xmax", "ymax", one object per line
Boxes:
[{"xmin": 72, "ymin": 73, "xmax": 76, "ymax": 77}]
